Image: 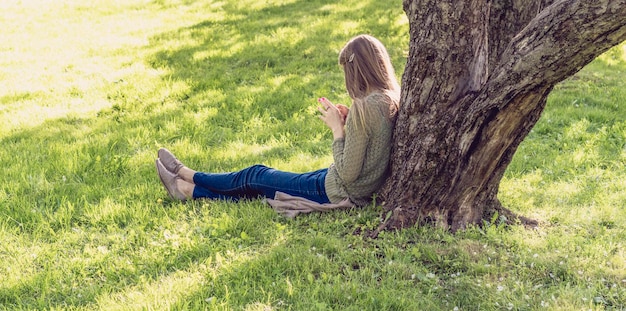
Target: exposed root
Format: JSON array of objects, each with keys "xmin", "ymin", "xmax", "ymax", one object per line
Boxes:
[
  {"xmin": 365, "ymin": 199, "xmax": 539, "ymax": 239},
  {"xmin": 493, "ymin": 205, "xmax": 539, "ymax": 228},
  {"xmin": 368, "ymin": 207, "xmax": 418, "ymax": 238}
]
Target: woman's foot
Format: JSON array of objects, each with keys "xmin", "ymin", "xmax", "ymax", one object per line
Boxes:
[
  {"xmin": 158, "ymin": 148, "xmax": 185, "ymax": 174},
  {"xmin": 155, "ymin": 159, "xmax": 187, "ymax": 201}
]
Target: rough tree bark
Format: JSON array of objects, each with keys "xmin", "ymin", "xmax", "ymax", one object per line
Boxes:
[{"xmin": 378, "ymin": 0, "xmax": 626, "ymax": 232}]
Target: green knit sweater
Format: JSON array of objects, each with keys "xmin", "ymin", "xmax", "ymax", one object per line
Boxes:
[{"xmin": 324, "ymin": 92, "xmax": 397, "ymax": 205}]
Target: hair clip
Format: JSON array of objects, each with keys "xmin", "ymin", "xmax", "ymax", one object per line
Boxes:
[{"xmin": 348, "ymin": 53, "xmax": 355, "ymax": 63}]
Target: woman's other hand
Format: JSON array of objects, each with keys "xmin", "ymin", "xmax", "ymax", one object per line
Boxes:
[
  {"xmin": 317, "ymin": 97, "xmax": 345, "ymax": 139},
  {"xmin": 336, "ymin": 104, "xmax": 349, "ymax": 122}
]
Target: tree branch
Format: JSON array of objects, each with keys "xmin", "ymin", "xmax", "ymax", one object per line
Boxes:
[
  {"xmin": 488, "ymin": 0, "xmax": 626, "ymax": 100},
  {"xmin": 488, "ymin": 0, "xmax": 556, "ymax": 74}
]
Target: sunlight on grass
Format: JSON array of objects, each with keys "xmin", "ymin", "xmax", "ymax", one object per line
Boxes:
[
  {"xmin": 0, "ymin": 0, "xmax": 213, "ymax": 134},
  {"xmin": 218, "ymin": 141, "xmax": 277, "ymax": 161},
  {"xmin": 279, "ymin": 153, "xmax": 333, "ymax": 172},
  {"xmin": 228, "ymin": 0, "xmax": 298, "ymax": 11},
  {"xmin": 0, "ymin": 231, "xmax": 43, "ymax": 287},
  {"xmin": 331, "ymin": 21, "xmax": 361, "ymax": 38},
  {"xmin": 597, "ymin": 43, "xmax": 626, "ymax": 65},
  {"xmin": 95, "ymin": 245, "xmax": 268, "ymax": 311},
  {"xmin": 97, "ymin": 267, "xmax": 208, "ymax": 310}
]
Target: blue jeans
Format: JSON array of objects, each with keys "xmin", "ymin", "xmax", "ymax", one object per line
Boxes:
[{"xmin": 192, "ymin": 164, "xmax": 331, "ymax": 204}]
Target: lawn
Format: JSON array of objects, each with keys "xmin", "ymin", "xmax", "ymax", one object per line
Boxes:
[{"xmin": 0, "ymin": 0, "xmax": 624, "ymax": 310}]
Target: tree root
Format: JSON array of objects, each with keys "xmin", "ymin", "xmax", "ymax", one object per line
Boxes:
[
  {"xmin": 493, "ymin": 205, "xmax": 539, "ymax": 228},
  {"xmin": 368, "ymin": 207, "xmax": 417, "ymax": 238},
  {"xmin": 366, "ymin": 204, "xmax": 539, "ymax": 238}
]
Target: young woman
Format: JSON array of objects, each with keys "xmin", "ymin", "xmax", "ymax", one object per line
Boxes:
[{"xmin": 155, "ymin": 34, "xmax": 400, "ymax": 213}]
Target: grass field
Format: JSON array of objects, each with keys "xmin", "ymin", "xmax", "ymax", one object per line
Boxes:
[{"xmin": 1, "ymin": 0, "xmax": 625, "ymax": 310}]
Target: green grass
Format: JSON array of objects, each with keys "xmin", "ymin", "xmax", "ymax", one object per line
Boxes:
[{"xmin": 0, "ymin": 0, "xmax": 624, "ymax": 309}]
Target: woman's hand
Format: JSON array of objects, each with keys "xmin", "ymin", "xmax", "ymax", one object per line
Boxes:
[
  {"xmin": 336, "ymin": 104, "xmax": 349, "ymax": 122},
  {"xmin": 317, "ymin": 97, "xmax": 345, "ymax": 139}
]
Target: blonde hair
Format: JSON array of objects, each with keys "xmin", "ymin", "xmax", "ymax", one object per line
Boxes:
[{"xmin": 339, "ymin": 35, "xmax": 400, "ymax": 134}]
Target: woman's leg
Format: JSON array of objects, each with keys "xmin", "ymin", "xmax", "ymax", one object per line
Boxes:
[
  {"xmin": 178, "ymin": 166, "xmax": 196, "ymax": 183},
  {"xmin": 157, "ymin": 149, "xmax": 328, "ymax": 203},
  {"xmin": 192, "ymin": 165, "xmax": 330, "ymax": 203},
  {"xmin": 176, "ymin": 179, "xmax": 195, "ymax": 198}
]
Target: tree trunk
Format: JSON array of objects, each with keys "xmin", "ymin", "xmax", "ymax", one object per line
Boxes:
[{"xmin": 379, "ymin": 0, "xmax": 626, "ymax": 232}]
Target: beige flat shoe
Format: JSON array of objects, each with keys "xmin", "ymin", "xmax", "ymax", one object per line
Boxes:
[
  {"xmin": 158, "ymin": 148, "xmax": 185, "ymax": 174},
  {"xmin": 155, "ymin": 158, "xmax": 186, "ymax": 201}
]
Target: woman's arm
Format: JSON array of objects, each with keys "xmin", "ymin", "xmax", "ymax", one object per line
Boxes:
[
  {"xmin": 317, "ymin": 97, "xmax": 345, "ymax": 139},
  {"xmin": 331, "ymin": 115, "xmax": 369, "ymax": 184}
]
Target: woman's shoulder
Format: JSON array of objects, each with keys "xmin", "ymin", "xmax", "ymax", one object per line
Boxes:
[
  {"xmin": 363, "ymin": 90, "xmax": 399, "ymax": 117},
  {"xmin": 365, "ymin": 90, "xmax": 400, "ymax": 106},
  {"xmin": 364, "ymin": 91, "xmax": 390, "ymax": 103}
]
